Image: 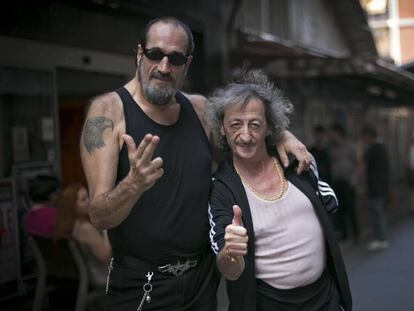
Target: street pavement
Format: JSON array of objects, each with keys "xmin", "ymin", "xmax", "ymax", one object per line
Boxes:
[
  {"xmin": 342, "ymin": 216, "xmax": 414, "ymax": 311},
  {"xmin": 217, "ymin": 216, "xmax": 414, "ymax": 311}
]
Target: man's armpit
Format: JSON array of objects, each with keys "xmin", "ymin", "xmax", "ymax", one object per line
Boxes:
[{"xmin": 82, "ymin": 116, "xmax": 114, "ymax": 154}]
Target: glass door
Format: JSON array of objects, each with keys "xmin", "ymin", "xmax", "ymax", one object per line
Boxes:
[{"xmin": 0, "ymin": 66, "xmax": 58, "ymax": 298}]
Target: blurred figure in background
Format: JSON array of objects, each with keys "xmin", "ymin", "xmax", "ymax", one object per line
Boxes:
[
  {"xmin": 329, "ymin": 123, "xmax": 359, "ymax": 243},
  {"xmin": 24, "ymin": 176, "xmax": 78, "ymax": 310},
  {"xmin": 360, "ymin": 125, "xmax": 390, "ymax": 251},
  {"xmin": 309, "ymin": 124, "xmax": 331, "ymax": 183},
  {"xmin": 67, "ymin": 183, "xmax": 112, "ymax": 288},
  {"xmin": 23, "ymin": 175, "xmax": 60, "ymax": 238},
  {"xmin": 53, "ymin": 185, "xmax": 77, "ymax": 240}
]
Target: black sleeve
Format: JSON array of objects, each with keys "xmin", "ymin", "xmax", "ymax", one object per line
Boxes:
[
  {"xmin": 309, "ymin": 156, "xmax": 339, "ymax": 214},
  {"xmin": 208, "ymin": 179, "xmax": 235, "ymax": 255}
]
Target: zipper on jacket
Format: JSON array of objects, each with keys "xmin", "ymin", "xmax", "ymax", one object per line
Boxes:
[{"xmin": 105, "ymin": 257, "xmax": 114, "ymax": 294}]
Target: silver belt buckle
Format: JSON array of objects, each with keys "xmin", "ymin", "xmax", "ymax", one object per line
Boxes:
[{"xmin": 158, "ymin": 259, "xmax": 197, "ymax": 277}]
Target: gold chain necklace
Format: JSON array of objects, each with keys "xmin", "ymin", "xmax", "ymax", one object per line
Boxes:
[{"xmin": 234, "ymin": 157, "xmax": 285, "ymax": 201}]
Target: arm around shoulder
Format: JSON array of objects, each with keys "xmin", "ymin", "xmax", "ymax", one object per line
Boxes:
[
  {"xmin": 277, "ymin": 130, "xmax": 311, "ymax": 174},
  {"xmin": 185, "ymin": 93, "xmax": 210, "ymax": 137},
  {"xmin": 185, "ymin": 93, "xmax": 224, "ymax": 167},
  {"xmin": 308, "ymin": 156, "xmax": 339, "ymax": 214}
]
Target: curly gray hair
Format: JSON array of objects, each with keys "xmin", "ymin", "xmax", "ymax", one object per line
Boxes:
[{"xmin": 207, "ymin": 70, "xmax": 293, "ymax": 154}]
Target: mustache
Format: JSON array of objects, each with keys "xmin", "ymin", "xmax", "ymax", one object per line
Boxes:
[
  {"xmin": 150, "ymin": 70, "xmax": 174, "ymax": 82},
  {"xmin": 235, "ymin": 140, "xmax": 253, "ymax": 147}
]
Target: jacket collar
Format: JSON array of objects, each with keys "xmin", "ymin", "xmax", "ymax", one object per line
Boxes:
[{"xmin": 214, "ymin": 154, "xmax": 299, "ymax": 181}]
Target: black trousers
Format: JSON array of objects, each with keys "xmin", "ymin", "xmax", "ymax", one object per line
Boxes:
[
  {"xmin": 105, "ymin": 253, "xmax": 220, "ymax": 311},
  {"xmin": 256, "ymin": 269, "xmax": 342, "ymax": 311}
]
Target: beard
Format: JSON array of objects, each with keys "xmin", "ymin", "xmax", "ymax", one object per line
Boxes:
[
  {"xmin": 142, "ymin": 83, "xmax": 176, "ymax": 106},
  {"xmin": 138, "ymin": 60, "xmax": 178, "ymax": 106}
]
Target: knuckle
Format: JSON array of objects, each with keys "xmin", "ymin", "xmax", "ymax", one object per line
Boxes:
[{"xmin": 136, "ymin": 166, "xmax": 146, "ymax": 176}]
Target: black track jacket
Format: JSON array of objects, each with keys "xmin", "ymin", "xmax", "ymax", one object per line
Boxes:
[{"xmin": 208, "ymin": 158, "xmax": 352, "ymax": 311}]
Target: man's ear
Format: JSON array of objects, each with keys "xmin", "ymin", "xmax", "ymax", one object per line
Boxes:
[
  {"xmin": 182, "ymin": 55, "xmax": 193, "ymax": 77},
  {"xmin": 137, "ymin": 44, "xmax": 143, "ymax": 64},
  {"xmin": 186, "ymin": 55, "xmax": 193, "ymax": 67}
]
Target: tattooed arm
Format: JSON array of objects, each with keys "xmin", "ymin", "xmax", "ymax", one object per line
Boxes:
[{"xmin": 80, "ymin": 93, "xmax": 162, "ymax": 229}]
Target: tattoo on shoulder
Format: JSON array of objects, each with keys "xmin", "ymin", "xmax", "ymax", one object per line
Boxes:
[{"xmin": 83, "ymin": 116, "xmax": 114, "ymax": 154}]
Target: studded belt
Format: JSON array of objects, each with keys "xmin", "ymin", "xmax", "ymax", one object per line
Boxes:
[
  {"xmin": 114, "ymin": 253, "xmax": 204, "ymax": 277},
  {"xmin": 158, "ymin": 259, "xmax": 198, "ymax": 276}
]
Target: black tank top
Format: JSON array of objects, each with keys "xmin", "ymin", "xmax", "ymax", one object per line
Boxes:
[{"xmin": 110, "ymin": 87, "xmax": 212, "ymax": 261}]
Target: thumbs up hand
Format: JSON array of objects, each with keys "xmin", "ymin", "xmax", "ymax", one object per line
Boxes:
[
  {"xmin": 232, "ymin": 205, "xmax": 243, "ymax": 226},
  {"xmin": 224, "ymin": 205, "xmax": 248, "ymax": 261}
]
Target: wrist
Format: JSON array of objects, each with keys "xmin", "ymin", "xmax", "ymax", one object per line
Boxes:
[
  {"xmin": 225, "ymin": 248, "xmax": 240, "ymax": 263},
  {"xmin": 218, "ymin": 250, "xmax": 245, "ymax": 281},
  {"xmin": 121, "ymin": 176, "xmax": 144, "ymax": 196}
]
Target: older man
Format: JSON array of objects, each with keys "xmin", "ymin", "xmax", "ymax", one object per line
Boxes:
[
  {"xmin": 81, "ymin": 17, "xmax": 310, "ymax": 311},
  {"xmin": 208, "ymin": 70, "xmax": 352, "ymax": 311}
]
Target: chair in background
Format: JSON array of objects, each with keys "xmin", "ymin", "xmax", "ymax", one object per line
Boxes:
[
  {"xmin": 68, "ymin": 240, "xmax": 104, "ymax": 311},
  {"xmin": 31, "ymin": 236, "xmax": 105, "ymax": 311},
  {"xmin": 30, "ymin": 236, "xmax": 79, "ymax": 311},
  {"xmin": 30, "ymin": 236, "xmax": 47, "ymax": 311}
]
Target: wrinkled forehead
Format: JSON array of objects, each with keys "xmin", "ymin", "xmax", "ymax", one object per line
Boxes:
[
  {"xmin": 223, "ymin": 97, "xmax": 266, "ymax": 120},
  {"xmin": 146, "ymin": 22, "xmax": 189, "ymax": 53}
]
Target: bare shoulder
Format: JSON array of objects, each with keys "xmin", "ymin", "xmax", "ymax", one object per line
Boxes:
[
  {"xmin": 182, "ymin": 92, "xmax": 212, "ymax": 143},
  {"xmin": 183, "ymin": 93, "xmax": 208, "ymax": 115},
  {"xmin": 182, "ymin": 92, "xmax": 210, "ymax": 135},
  {"xmin": 76, "ymin": 221, "xmax": 98, "ymax": 236},
  {"xmin": 87, "ymin": 91, "xmax": 124, "ymax": 122},
  {"xmin": 82, "ymin": 91, "xmax": 125, "ymax": 152}
]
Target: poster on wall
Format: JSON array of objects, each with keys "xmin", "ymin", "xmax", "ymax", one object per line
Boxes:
[
  {"xmin": 41, "ymin": 117, "xmax": 54, "ymax": 142},
  {"xmin": 12, "ymin": 127, "xmax": 29, "ymax": 162}
]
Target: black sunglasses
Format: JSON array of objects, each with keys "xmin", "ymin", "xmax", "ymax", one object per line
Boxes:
[{"xmin": 143, "ymin": 48, "xmax": 189, "ymax": 66}]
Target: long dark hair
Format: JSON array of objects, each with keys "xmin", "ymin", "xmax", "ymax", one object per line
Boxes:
[{"xmin": 53, "ymin": 183, "xmax": 85, "ymax": 240}]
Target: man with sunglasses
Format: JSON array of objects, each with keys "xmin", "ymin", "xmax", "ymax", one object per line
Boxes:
[{"xmin": 81, "ymin": 16, "xmax": 311, "ymax": 311}]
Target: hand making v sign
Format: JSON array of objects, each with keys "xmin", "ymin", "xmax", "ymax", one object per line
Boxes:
[{"xmin": 122, "ymin": 133, "xmax": 164, "ymax": 194}]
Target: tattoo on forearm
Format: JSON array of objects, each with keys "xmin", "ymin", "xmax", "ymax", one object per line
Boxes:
[{"xmin": 83, "ymin": 116, "xmax": 114, "ymax": 154}]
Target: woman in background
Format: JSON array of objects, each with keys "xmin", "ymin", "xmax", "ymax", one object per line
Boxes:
[
  {"xmin": 57, "ymin": 183, "xmax": 112, "ymax": 287},
  {"xmin": 24, "ymin": 175, "xmax": 60, "ymax": 238}
]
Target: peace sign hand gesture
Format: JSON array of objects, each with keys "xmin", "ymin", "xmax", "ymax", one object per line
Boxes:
[{"xmin": 123, "ymin": 133, "xmax": 164, "ymax": 194}]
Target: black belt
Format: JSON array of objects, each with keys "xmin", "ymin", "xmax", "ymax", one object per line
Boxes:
[{"xmin": 114, "ymin": 252, "xmax": 208, "ymax": 277}]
